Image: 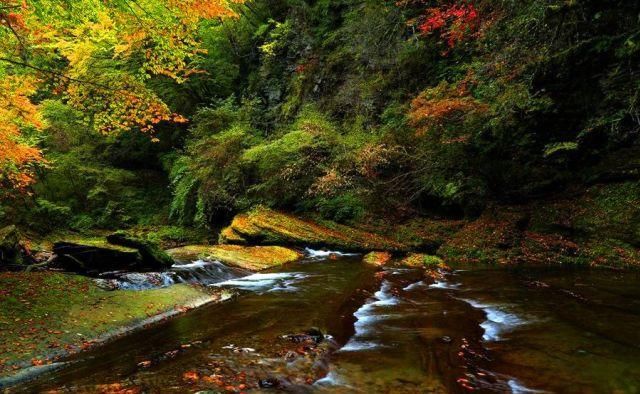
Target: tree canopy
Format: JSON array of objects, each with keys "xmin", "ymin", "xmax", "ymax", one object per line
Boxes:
[{"xmin": 0, "ymin": 0, "xmax": 242, "ymax": 191}]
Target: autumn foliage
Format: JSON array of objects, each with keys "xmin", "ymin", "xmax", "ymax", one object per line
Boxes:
[
  {"xmin": 412, "ymin": 1, "xmax": 480, "ymax": 49},
  {"xmin": 0, "ymin": 76, "xmax": 44, "ymax": 193},
  {"xmin": 408, "ymin": 81, "xmax": 488, "ymax": 137},
  {"xmin": 0, "ymin": 0, "xmax": 243, "ymax": 192}
]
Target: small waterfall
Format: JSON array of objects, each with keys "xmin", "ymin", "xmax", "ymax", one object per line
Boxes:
[
  {"xmin": 172, "ymin": 260, "xmax": 249, "ymax": 285},
  {"xmin": 95, "ymin": 259, "xmax": 249, "ymax": 291}
]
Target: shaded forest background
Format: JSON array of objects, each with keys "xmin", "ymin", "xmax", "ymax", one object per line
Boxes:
[{"xmin": 2, "ymin": 0, "xmax": 639, "ymax": 237}]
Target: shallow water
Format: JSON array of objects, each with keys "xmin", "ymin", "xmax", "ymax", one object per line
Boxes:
[{"xmin": 12, "ymin": 256, "xmax": 640, "ymax": 393}]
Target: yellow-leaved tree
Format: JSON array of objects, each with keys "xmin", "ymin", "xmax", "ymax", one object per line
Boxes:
[{"xmin": 0, "ymin": 0, "xmax": 243, "ymax": 193}]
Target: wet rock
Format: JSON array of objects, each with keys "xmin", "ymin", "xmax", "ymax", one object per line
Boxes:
[
  {"xmin": 219, "ymin": 206, "xmax": 407, "ymax": 252},
  {"xmin": 52, "ymin": 241, "xmax": 142, "ymax": 275},
  {"xmin": 52, "ymin": 234, "xmax": 174, "ymax": 275}
]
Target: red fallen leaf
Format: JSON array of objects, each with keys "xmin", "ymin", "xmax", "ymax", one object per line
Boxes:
[
  {"xmin": 31, "ymin": 359, "xmax": 45, "ymax": 366},
  {"xmin": 224, "ymin": 386, "xmax": 236, "ymax": 392},
  {"xmin": 183, "ymin": 371, "xmax": 199, "ymax": 383},
  {"xmin": 137, "ymin": 360, "xmax": 152, "ymax": 368}
]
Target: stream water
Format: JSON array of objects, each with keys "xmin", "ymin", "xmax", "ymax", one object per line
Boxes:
[{"xmin": 10, "ymin": 253, "xmax": 640, "ymax": 393}]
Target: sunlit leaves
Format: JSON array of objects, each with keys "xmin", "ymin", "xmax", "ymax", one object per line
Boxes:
[
  {"xmin": 0, "ymin": 0, "xmax": 243, "ymax": 192},
  {"xmin": 0, "ymin": 76, "xmax": 45, "ymax": 192}
]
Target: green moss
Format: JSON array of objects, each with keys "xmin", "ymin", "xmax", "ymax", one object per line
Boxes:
[
  {"xmin": 584, "ymin": 238, "xmax": 640, "ymax": 268},
  {"xmin": 0, "ymin": 272, "xmax": 211, "ymax": 375},
  {"xmin": 436, "ymin": 210, "xmax": 524, "ymax": 264},
  {"xmin": 58, "ymin": 236, "xmax": 138, "ymax": 253},
  {"xmin": 401, "ymin": 253, "xmax": 444, "ymax": 268}
]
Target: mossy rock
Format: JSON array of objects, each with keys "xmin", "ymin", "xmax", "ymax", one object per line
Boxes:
[
  {"xmin": 167, "ymin": 244, "xmax": 302, "ymax": 271},
  {"xmin": 392, "ymin": 218, "xmax": 465, "ymax": 253},
  {"xmin": 220, "ymin": 206, "xmax": 406, "ymax": 252},
  {"xmin": 401, "ymin": 253, "xmax": 444, "ymax": 268},
  {"xmin": 363, "ymin": 251, "xmax": 392, "ymax": 267}
]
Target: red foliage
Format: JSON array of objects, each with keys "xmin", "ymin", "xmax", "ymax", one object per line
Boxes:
[{"xmin": 418, "ymin": 2, "xmax": 480, "ymax": 49}]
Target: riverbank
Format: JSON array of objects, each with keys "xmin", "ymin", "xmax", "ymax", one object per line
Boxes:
[
  {"xmin": 0, "ymin": 241, "xmax": 310, "ymax": 384},
  {"xmin": 0, "ymin": 271, "xmax": 231, "ymax": 382}
]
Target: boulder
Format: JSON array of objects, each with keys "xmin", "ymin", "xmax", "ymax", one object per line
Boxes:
[
  {"xmin": 219, "ymin": 206, "xmax": 406, "ymax": 252},
  {"xmin": 52, "ymin": 241, "xmax": 142, "ymax": 275}
]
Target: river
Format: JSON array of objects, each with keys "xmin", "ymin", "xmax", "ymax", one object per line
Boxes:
[{"xmin": 12, "ymin": 252, "xmax": 640, "ymax": 393}]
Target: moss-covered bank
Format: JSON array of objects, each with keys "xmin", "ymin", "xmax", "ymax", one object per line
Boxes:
[{"xmin": 0, "ymin": 272, "xmax": 223, "ymax": 379}]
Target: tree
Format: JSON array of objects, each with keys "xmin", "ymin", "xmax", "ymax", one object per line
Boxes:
[{"xmin": 0, "ymin": 0, "xmax": 243, "ymax": 191}]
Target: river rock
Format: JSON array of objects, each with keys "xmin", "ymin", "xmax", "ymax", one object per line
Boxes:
[
  {"xmin": 219, "ymin": 206, "xmax": 407, "ymax": 252},
  {"xmin": 53, "ymin": 234, "xmax": 174, "ymax": 275}
]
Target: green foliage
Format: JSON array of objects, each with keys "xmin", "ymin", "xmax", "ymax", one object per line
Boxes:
[
  {"xmin": 5, "ymin": 0, "xmax": 640, "ymax": 235},
  {"xmin": 32, "ymin": 199, "xmax": 72, "ymax": 232}
]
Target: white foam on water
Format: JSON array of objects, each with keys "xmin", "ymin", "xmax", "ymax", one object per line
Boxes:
[
  {"xmin": 314, "ymin": 370, "xmax": 352, "ymax": 388},
  {"xmin": 172, "ymin": 259, "xmax": 213, "ymax": 269},
  {"xmin": 339, "ymin": 280, "xmax": 399, "ymax": 352},
  {"xmin": 212, "ymin": 272, "xmax": 307, "ymax": 293},
  {"xmin": 403, "ymin": 281, "xmax": 425, "ymax": 291},
  {"xmin": 508, "ymin": 379, "xmax": 548, "ymax": 393},
  {"xmin": 429, "ymin": 280, "xmax": 461, "ymax": 290},
  {"xmin": 460, "ymin": 298, "xmax": 527, "ymax": 342},
  {"xmin": 304, "ymin": 248, "xmax": 359, "ymax": 258},
  {"xmin": 104, "ymin": 272, "xmax": 176, "ymax": 290}
]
